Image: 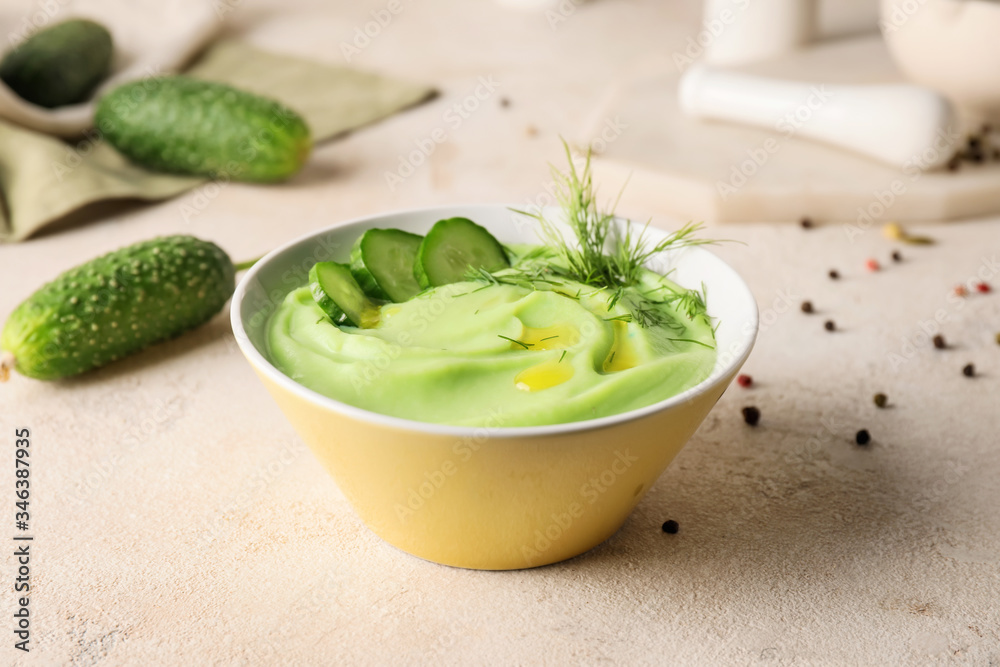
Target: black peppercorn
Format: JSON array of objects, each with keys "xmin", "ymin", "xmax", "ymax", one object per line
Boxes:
[
  {"xmin": 742, "ymin": 406, "xmax": 761, "ymax": 426},
  {"xmin": 873, "ymin": 393, "xmax": 887, "ymax": 408},
  {"xmin": 933, "ymin": 335, "xmax": 946, "ymax": 350},
  {"xmin": 963, "ymin": 363, "xmax": 975, "ymax": 377},
  {"xmin": 662, "ymin": 520, "xmax": 679, "ymax": 534},
  {"xmin": 824, "ymin": 320, "xmax": 836, "ymax": 332},
  {"xmin": 828, "ymin": 269, "xmax": 840, "ymax": 280},
  {"xmin": 856, "ymin": 429, "xmax": 871, "ymax": 446},
  {"xmin": 801, "ymin": 301, "xmax": 814, "ymax": 313}
]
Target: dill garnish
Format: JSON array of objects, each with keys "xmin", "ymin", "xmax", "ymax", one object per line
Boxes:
[
  {"xmin": 498, "ymin": 335, "xmax": 533, "ymax": 349},
  {"xmin": 511, "ymin": 141, "xmax": 715, "ymax": 293},
  {"xmin": 502, "ymin": 143, "xmax": 715, "ymax": 333}
]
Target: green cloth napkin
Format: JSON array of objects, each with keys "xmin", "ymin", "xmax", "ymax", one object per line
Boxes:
[{"xmin": 0, "ymin": 40, "xmax": 435, "ymax": 243}]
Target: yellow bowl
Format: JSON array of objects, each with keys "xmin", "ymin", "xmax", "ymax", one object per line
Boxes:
[{"xmin": 231, "ymin": 205, "xmax": 758, "ymax": 570}]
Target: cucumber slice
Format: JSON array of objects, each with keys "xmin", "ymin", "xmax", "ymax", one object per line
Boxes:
[
  {"xmin": 308, "ymin": 262, "xmax": 380, "ymax": 328},
  {"xmin": 350, "ymin": 229, "xmax": 424, "ymax": 302},
  {"xmin": 414, "ymin": 217, "xmax": 510, "ymax": 288}
]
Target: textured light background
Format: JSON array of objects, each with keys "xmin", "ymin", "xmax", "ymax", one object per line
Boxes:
[{"xmin": 1, "ymin": 0, "xmax": 998, "ymax": 664}]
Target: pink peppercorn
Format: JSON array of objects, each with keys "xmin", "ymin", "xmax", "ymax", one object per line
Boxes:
[{"xmin": 737, "ymin": 374, "xmax": 752, "ymax": 388}]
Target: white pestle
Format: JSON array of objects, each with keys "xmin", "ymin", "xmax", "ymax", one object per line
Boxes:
[{"xmin": 678, "ymin": 64, "xmax": 959, "ymax": 170}]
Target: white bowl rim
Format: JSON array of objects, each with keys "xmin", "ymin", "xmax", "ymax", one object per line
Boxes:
[{"xmin": 230, "ymin": 203, "xmax": 758, "ymax": 439}]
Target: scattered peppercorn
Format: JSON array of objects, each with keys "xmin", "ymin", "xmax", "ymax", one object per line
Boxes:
[
  {"xmin": 954, "ymin": 285, "xmax": 968, "ymax": 297},
  {"xmin": 742, "ymin": 406, "xmax": 761, "ymax": 426},
  {"xmin": 975, "ymin": 282, "xmax": 991, "ymax": 293},
  {"xmin": 736, "ymin": 374, "xmax": 753, "ymax": 388},
  {"xmin": 933, "ymin": 334, "xmax": 947, "ymax": 349},
  {"xmin": 963, "ymin": 363, "xmax": 975, "ymax": 377},
  {"xmin": 801, "ymin": 300, "xmax": 814, "ymax": 313},
  {"xmin": 828, "ymin": 269, "xmax": 840, "ymax": 280},
  {"xmin": 865, "ymin": 258, "xmax": 880, "ymax": 272},
  {"xmin": 873, "ymin": 393, "xmax": 888, "ymax": 408},
  {"xmin": 499, "ymin": 97, "xmax": 511, "ymax": 108},
  {"xmin": 855, "ymin": 429, "xmax": 871, "ymax": 446},
  {"xmin": 824, "ymin": 320, "xmax": 836, "ymax": 332},
  {"xmin": 946, "ymin": 156, "xmax": 961, "ymax": 172},
  {"xmin": 662, "ymin": 520, "xmax": 679, "ymax": 534},
  {"xmin": 891, "ymin": 250, "xmax": 902, "ymax": 262},
  {"xmin": 799, "ymin": 217, "xmax": 814, "ymax": 229}
]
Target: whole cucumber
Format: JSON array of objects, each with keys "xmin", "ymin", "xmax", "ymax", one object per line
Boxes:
[
  {"xmin": 95, "ymin": 76, "xmax": 312, "ymax": 182},
  {"xmin": 1, "ymin": 236, "xmax": 234, "ymax": 381},
  {"xmin": 0, "ymin": 19, "xmax": 113, "ymax": 108}
]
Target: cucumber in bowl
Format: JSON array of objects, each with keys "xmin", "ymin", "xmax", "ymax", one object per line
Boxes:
[
  {"xmin": 350, "ymin": 229, "xmax": 424, "ymax": 302},
  {"xmin": 310, "ymin": 217, "xmax": 510, "ymax": 327},
  {"xmin": 413, "ymin": 217, "xmax": 509, "ymax": 288},
  {"xmin": 309, "ymin": 262, "xmax": 381, "ymax": 329}
]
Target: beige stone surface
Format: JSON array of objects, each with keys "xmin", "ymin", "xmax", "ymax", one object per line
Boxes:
[{"xmin": 1, "ymin": 0, "xmax": 998, "ymax": 665}]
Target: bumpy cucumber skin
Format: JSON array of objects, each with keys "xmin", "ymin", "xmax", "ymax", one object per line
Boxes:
[
  {"xmin": 1, "ymin": 236, "xmax": 234, "ymax": 380},
  {"xmin": 95, "ymin": 76, "xmax": 311, "ymax": 182},
  {"xmin": 0, "ymin": 19, "xmax": 113, "ymax": 108}
]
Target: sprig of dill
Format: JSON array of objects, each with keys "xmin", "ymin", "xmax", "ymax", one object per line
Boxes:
[
  {"xmin": 510, "ymin": 141, "xmax": 716, "ymax": 292},
  {"xmin": 498, "ymin": 142, "xmax": 715, "ymax": 333}
]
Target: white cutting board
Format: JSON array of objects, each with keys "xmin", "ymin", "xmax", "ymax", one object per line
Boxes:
[{"xmin": 585, "ymin": 35, "xmax": 1000, "ymax": 225}]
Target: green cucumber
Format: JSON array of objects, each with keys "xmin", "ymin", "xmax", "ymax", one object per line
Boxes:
[
  {"xmin": 413, "ymin": 217, "xmax": 509, "ymax": 288},
  {"xmin": 350, "ymin": 229, "xmax": 424, "ymax": 302},
  {"xmin": 0, "ymin": 19, "xmax": 113, "ymax": 108},
  {"xmin": 309, "ymin": 262, "xmax": 380, "ymax": 329},
  {"xmin": 0, "ymin": 236, "xmax": 234, "ymax": 381},
  {"xmin": 95, "ymin": 76, "xmax": 311, "ymax": 182}
]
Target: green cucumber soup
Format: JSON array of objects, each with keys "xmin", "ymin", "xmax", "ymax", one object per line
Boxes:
[{"xmin": 265, "ymin": 245, "xmax": 717, "ymax": 427}]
